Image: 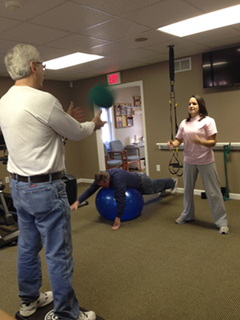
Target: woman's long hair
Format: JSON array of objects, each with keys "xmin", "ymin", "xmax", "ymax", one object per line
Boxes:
[{"xmin": 186, "ymin": 95, "xmax": 208, "ymax": 122}]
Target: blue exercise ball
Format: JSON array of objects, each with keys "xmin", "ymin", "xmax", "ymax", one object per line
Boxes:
[{"xmin": 95, "ymin": 187, "xmax": 144, "ymax": 221}]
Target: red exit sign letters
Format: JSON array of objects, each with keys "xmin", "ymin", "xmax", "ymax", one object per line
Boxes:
[{"xmin": 107, "ymin": 72, "xmax": 121, "ymax": 85}]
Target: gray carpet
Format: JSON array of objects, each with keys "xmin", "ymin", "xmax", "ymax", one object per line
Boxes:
[{"xmin": 0, "ymin": 184, "xmax": 240, "ymax": 320}]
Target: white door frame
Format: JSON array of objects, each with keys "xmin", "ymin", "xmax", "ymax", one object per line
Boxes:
[{"xmin": 95, "ymin": 80, "xmax": 149, "ymax": 175}]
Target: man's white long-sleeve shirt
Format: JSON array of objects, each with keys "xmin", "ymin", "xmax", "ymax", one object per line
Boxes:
[{"xmin": 0, "ymin": 86, "xmax": 95, "ymax": 176}]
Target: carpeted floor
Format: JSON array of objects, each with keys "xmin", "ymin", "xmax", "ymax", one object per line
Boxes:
[{"xmin": 0, "ymin": 184, "xmax": 239, "ymax": 320}]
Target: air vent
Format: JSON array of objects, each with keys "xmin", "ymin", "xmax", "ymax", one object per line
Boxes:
[{"xmin": 174, "ymin": 57, "xmax": 191, "ymax": 73}]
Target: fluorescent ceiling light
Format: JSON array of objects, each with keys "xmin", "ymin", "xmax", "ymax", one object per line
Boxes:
[
  {"xmin": 44, "ymin": 52, "xmax": 104, "ymax": 70},
  {"xmin": 157, "ymin": 4, "xmax": 240, "ymax": 37}
]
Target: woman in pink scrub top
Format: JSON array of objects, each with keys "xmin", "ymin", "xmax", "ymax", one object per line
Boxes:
[{"xmin": 167, "ymin": 95, "xmax": 229, "ymax": 234}]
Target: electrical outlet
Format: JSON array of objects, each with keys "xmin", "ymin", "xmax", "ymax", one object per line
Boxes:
[
  {"xmin": 5, "ymin": 176, "xmax": 10, "ymax": 183},
  {"xmin": 156, "ymin": 165, "xmax": 160, "ymax": 171}
]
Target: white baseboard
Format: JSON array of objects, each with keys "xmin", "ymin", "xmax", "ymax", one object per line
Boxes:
[
  {"xmin": 77, "ymin": 178, "xmax": 94, "ymax": 184},
  {"xmin": 76, "ymin": 180, "xmax": 240, "ymax": 200},
  {"xmin": 177, "ymin": 187, "xmax": 240, "ymax": 200}
]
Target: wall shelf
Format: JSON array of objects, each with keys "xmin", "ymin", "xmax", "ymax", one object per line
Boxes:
[{"xmin": 114, "ymin": 103, "xmax": 133, "ymax": 128}]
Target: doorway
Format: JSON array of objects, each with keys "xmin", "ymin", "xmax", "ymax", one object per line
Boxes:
[{"xmin": 95, "ymin": 80, "xmax": 149, "ymax": 175}]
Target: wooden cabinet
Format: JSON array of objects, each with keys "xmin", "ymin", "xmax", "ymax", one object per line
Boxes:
[{"xmin": 114, "ymin": 103, "xmax": 133, "ymax": 128}]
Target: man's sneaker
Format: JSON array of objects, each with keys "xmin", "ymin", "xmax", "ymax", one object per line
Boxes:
[
  {"xmin": 171, "ymin": 177, "xmax": 178, "ymax": 194},
  {"xmin": 44, "ymin": 310, "xmax": 58, "ymax": 320},
  {"xmin": 219, "ymin": 226, "xmax": 229, "ymax": 234},
  {"xmin": 78, "ymin": 310, "xmax": 96, "ymax": 320},
  {"xmin": 20, "ymin": 291, "xmax": 53, "ymax": 317},
  {"xmin": 44, "ymin": 309, "xmax": 96, "ymax": 320}
]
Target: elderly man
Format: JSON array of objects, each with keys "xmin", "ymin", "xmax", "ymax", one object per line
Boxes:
[
  {"xmin": 71, "ymin": 169, "xmax": 177, "ymax": 230},
  {"xmin": 0, "ymin": 43, "xmax": 105, "ymax": 320}
]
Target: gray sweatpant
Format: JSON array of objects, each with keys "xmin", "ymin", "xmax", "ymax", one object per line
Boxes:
[{"xmin": 180, "ymin": 162, "xmax": 228, "ymax": 228}]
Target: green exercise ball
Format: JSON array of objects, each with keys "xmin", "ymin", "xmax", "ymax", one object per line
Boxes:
[{"xmin": 88, "ymin": 83, "xmax": 114, "ymax": 108}]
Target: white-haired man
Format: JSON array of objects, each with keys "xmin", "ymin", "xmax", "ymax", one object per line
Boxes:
[{"xmin": 0, "ymin": 43, "xmax": 105, "ymax": 320}]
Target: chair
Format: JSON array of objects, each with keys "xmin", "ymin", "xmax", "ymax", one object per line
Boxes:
[
  {"xmin": 109, "ymin": 140, "xmax": 141, "ymax": 172},
  {"xmin": 104, "ymin": 143, "xmax": 124, "ymax": 170}
]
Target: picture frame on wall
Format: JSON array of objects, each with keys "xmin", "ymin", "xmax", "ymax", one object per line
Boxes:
[
  {"xmin": 127, "ymin": 117, "xmax": 133, "ymax": 127},
  {"xmin": 121, "ymin": 106, "xmax": 127, "ymax": 115},
  {"xmin": 133, "ymin": 96, "xmax": 141, "ymax": 107},
  {"xmin": 115, "ymin": 104, "xmax": 121, "ymax": 116},
  {"xmin": 127, "ymin": 106, "xmax": 132, "ymax": 116},
  {"xmin": 116, "ymin": 116, "xmax": 123, "ymax": 128}
]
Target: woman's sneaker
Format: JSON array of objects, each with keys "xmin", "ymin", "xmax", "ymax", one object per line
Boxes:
[
  {"xmin": 20, "ymin": 291, "xmax": 53, "ymax": 317},
  {"xmin": 175, "ymin": 216, "xmax": 194, "ymax": 224},
  {"xmin": 175, "ymin": 216, "xmax": 187, "ymax": 224},
  {"xmin": 219, "ymin": 226, "xmax": 229, "ymax": 234}
]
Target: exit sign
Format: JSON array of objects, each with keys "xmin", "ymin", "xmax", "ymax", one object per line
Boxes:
[{"xmin": 107, "ymin": 72, "xmax": 121, "ymax": 85}]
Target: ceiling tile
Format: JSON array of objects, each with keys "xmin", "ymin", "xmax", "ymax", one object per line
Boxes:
[
  {"xmin": 47, "ymin": 34, "xmax": 108, "ymax": 51},
  {"xmin": 0, "ymin": 0, "xmax": 66, "ymax": 20},
  {"xmin": 86, "ymin": 42, "xmax": 140, "ymax": 56},
  {"xmin": 30, "ymin": 1, "xmax": 114, "ymax": 33},
  {"xmin": 73, "ymin": 0, "xmax": 162, "ymax": 16},
  {"xmin": 115, "ymin": 29, "xmax": 176, "ymax": 48},
  {"xmin": 136, "ymin": 53, "xmax": 168, "ymax": 64},
  {"xmin": 36, "ymin": 46, "xmax": 72, "ymax": 61},
  {"xmin": 80, "ymin": 18, "xmax": 150, "ymax": 41},
  {"xmin": 186, "ymin": 26, "xmax": 240, "ymax": 45},
  {"xmin": 186, "ymin": 0, "xmax": 240, "ymax": 12},
  {"xmin": 0, "ymin": 39, "xmax": 22, "ymax": 55},
  {"xmin": 0, "ymin": 23, "xmax": 69, "ymax": 45},
  {"xmin": 146, "ymin": 38, "xmax": 210, "ymax": 56},
  {"xmin": 122, "ymin": 0, "xmax": 202, "ymax": 28},
  {"xmin": 0, "ymin": 17, "xmax": 21, "ymax": 33},
  {"xmin": 200, "ymin": 35, "xmax": 240, "ymax": 51}
]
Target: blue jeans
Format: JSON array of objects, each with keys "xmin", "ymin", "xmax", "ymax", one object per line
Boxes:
[
  {"xmin": 10, "ymin": 178, "xmax": 79, "ymax": 320},
  {"xmin": 137, "ymin": 174, "xmax": 174, "ymax": 194}
]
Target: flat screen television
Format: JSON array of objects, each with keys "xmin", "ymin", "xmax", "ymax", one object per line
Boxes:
[{"xmin": 202, "ymin": 45, "xmax": 240, "ymax": 88}]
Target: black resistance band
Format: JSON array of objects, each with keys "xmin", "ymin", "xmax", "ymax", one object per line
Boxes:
[{"xmin": 168, "ymin": 45, "xmax": 183, "ymax": 177}]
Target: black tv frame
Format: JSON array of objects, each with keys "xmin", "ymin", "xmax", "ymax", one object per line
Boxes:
[{"xmin": 202, "ymin": 45, "xmax": 240, "ymax": 88}]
